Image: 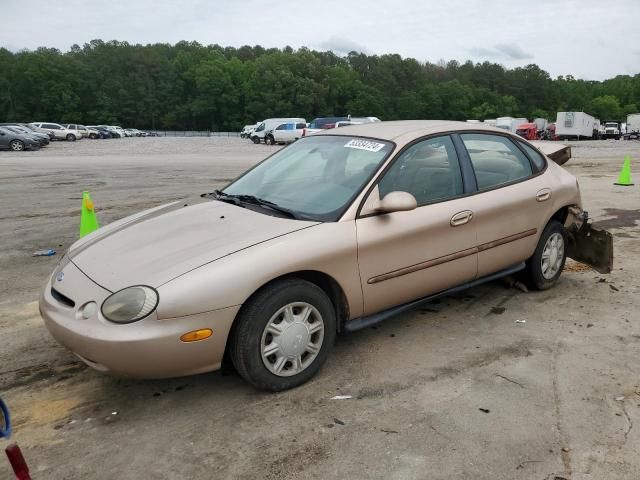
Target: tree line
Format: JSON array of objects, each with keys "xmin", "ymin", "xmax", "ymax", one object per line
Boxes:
[{"xmin": 0, "ymin": 40, "xmax": 638, "ymax": 131}]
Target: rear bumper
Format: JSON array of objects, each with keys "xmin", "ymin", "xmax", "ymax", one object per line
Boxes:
[{"xmin": 39, "ymin": 262, "xmax": 240, "ymax": 378}]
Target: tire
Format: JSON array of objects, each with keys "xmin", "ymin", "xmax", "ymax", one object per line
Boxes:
[
  {"xmin": 251, "ymin": 136, "xmax": 260, "ymax": 144},
  {"xmin": 230, "ymin": 278, "xmax": 336, "ymax": 391},
  {"xmin": 66, "ymin": 134, "xmax": 76, "ymax": 141},
  {"xmin": 9, "ymin": 139, "xmax": 25, "ymax": 151},
  {"xmin": 524, "ymin": 220, "xmax": 567, "ymax": 290},
  {"xmin": 90, "ymin": 133, "xmax": 98, "ymax": 139},
  {"xmin": 265, "ymin": 135, "xmax": 275, "ymax": 145}
]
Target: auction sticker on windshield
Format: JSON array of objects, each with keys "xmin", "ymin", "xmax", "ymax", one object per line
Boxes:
[{"xmin": 344, "ymin": 139, "xmax": 386, "ymax": 152}]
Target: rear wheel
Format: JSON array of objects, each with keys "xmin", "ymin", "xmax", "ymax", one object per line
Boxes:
[
  {"xmin": 66, "ymin": 134, "xmax": 76, "ymax": 141},
  {"xmin": 89, "ymin": 133, "xmax": 98, "ymax": 139},
  {"xmin": 9, "ymin": 140, "xmax": 25, "ymax": 151},
  {"xmin": 524, "ymin": 220, "xmax": 567, "ymax": 290},
  {"xmin": 230, "ymin": 278, "xmax": 336, "ymax": 391}
]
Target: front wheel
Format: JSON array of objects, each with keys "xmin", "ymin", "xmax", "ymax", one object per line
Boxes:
[
  {"xmin": 9, "ymin": 139, "xmax": 25, "ymax": 151},
  {"xmin": 251, "ymin": 136, "xmax": 260, "ymax": 144},
  {"xmin": 265, "ymin": 135, "xmax": 274, "ymax": 145},
  {"xmin": 89, "ymin": 133, "xmax": 98, "ymax": 139},
  {"xmin": 524, "ymin": 220, "xmax": 567, "ymax": 290},
  {"xmin": 230, "ymin": 278, "xmax": 336, "ymax": 391}
]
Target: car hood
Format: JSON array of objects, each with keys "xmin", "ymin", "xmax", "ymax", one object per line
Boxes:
[{"xmin": 69, "ymin": 198, "xmax": 320, "ymax": 291}]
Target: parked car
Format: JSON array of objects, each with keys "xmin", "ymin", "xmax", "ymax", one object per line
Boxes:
[
  {"xmin": 87, "ymin": 126, "xmax": 113, "ymax": 139},
  {"xmin": 303, "ymin": 116, "xmax": 380, "ymax": 137},
  {"xmin": 0, "ymin": 126, "xmax": 40, "ymax": 151},
  {"xmin": 63, "ymin": 124, "xmax": 100, "ymax": 139},
  {"xmin": 251, "ymin": 118, "xmax": 306, "ymax": 144},
  {"xmin": 0, "ymin": 124, "xmax": 50, "ymax": 146},
  {"xmin": 240, "ymin": 124, "xmax": 258, "ymax": 139},
  {"xmin": 39, "ymin": 121, "xmax": 612, "ymax": 391},
  {"xmin": 272, "ymin": 121, "xmax": 307, "ymax": 144},
  {"xmin": 19, "ymin": 123, "xmax": 55, "ymax": 140},
  {"xmin": 109, "ymin": 126, "xmax": 127, "ymax": 138},
  {"xmin": 30, "ymin": 122, "xmax": 80, "ymax": 141},
  {"xmin": 124, "ymin": 128, "xmax": 143, "ymax": 137},
  {"xmin": 97, "ymin": 125, "xmax": 121, "ymax": 138}
]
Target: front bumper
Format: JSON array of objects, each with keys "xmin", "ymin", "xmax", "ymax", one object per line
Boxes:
[
  {"xmin": 39, "ymin": 261, "xmax": 240, "ymax": 378},
  {"xmin": 565, "ymin": 206, "xmax": 613, "ymax": 274}
]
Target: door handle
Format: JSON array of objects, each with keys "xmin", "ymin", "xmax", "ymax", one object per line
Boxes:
[
  {"xmin": 450, "ymin": 210, "xmax": 473, "ymax": 227},
  {"xmin": 536, "ymin": 188, "xmax": 552, "ymax": 202}
]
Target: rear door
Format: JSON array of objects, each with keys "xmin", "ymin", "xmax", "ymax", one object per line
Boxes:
[
  {"xmin": 457, "ymin": 133, "xmax": 552, "ymax": 277},
  {"xmin": 356, "ymin": 135, "xmax": 478, "ymax": 315}
]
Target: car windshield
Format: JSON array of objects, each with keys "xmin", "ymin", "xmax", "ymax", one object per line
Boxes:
[{"xmin": 223, "ymin": 135, "xmax": 393, "ymax": 221}]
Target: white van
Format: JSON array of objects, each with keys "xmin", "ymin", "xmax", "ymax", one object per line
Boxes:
[{"xmin": 251, "ymin": 118, "xmax": 306, "ymax": 144}]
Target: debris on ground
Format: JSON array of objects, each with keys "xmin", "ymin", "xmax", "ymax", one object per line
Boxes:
[
  {"xmin": 330, "ymin": 395, "xmax": 352, "ymax": 400},
  {"xmin": 515, "ymin": 319, "xmax": 526, "ymax": 324},
  {"xmin": 333, "ymin": 418, "xmax": 345, "ymax": 425},
  {"xmin": 490, "ymin": 306, "xmax": 506, "ymax": 315},
  {"xmin": 615, "ymin": 396, "xmax": 625, "ymax": 401},
  {"xmin": 563, "ymin": 259, "xmax": 593, "ymax": 272},
  {"xmin": 502, "ymin": 276, "xmax": 529, "ymax": 292},
  {"xmin": 610, "ymin": 284, "xmax": 619, "ymax": 292},
  {"xmin": 380, "ymin": 429, "xmax": 399, "ymax": 434},
  {"xmin": 32, "ymin": 249, "xmax": 56, "ymax": 257},
  {"xmin": 478, "ymin": 408, "xmax": 490, "ymax": 413}
]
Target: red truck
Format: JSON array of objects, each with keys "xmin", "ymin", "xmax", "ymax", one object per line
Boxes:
[{"xmin": 516, "ymin": 122, "xmax": 539, "ymax": 140}]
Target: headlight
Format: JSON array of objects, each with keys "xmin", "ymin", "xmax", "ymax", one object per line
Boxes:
[{"xmin": 101, "ymin": 286, "xmax": 158, "ymax": 324}]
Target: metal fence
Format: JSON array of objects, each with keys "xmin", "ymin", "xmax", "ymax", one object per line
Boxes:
[{"xmin": 148, "ymin": 131, "xmax": 240, "ymax": 137}]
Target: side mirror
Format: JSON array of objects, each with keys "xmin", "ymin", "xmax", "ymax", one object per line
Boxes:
[{"xmin": 378, "ymin": 191, "xmax": 418, "ymax": 213}]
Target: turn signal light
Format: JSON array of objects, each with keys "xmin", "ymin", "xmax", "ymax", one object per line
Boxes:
[{"xmin": 180, "ymin": 329, "xmax": 213, "ymax": 342}]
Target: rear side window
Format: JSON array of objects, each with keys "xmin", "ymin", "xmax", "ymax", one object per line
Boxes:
[
  {"xmin": 379, "ymin": 136, "xmax": 463, "ymax": 206},
  {"xmin": 519, "ymin": 142, "xmax": 546, "ymax": 171},
  {"xmin": 296, "ymin": 123, "xmax": 306, "ymax": 129},
  {"xmin": 460, "ymin": 134, "xmax": 532, "ymax": 190}
]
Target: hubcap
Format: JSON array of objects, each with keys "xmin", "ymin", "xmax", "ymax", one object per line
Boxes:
[
  {"xmin": 541, "ymin": 232, "xmax": 564, "ymax": 279},
  {"xmin": 11, "ymin": 141, "xmax": 23, "ymax": 151},
  {"xmin": 260, "ymin": 302, "xmax": 324, "ymax": 377}
]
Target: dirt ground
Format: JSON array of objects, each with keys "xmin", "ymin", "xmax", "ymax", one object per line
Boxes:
[{"xmin": 1, "ymin": 137, "xmax": 639, "ymax": 480}]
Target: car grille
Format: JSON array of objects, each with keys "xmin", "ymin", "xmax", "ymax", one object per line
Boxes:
[{"xmin": 51, "ymin": 287, "xmax": 75, "ymax": 308}]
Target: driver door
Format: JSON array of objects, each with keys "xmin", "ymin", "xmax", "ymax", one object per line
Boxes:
[{"xmin": 355, "ymin": 135, "xmax": 478, "ymax": 315}]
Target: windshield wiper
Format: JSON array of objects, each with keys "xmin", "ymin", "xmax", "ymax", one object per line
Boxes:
[{"xmin": 210, "ymin": 190, "xmax": 299, "ymax": 219}]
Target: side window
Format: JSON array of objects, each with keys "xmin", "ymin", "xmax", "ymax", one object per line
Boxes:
[
  {"xmin": 255, "ymin": 123, "xmax": 265, "ymax": 132},
  {"xmin": 519, "ymin": 142, "xmax": 546, "ymax": 171},
  {"xmin": 460, "ymin": 134, "xmax": 533, "ymax": 190},
  {"xmin": 378, "ymin": 136, "xmax": 463, "ymax": 206},
  {"xmin": 275, "ymin": 124, "xmax": 286, "ymax": 131},
  {"xmin": 296, "ymin": 123, "xmax": 306, "ymax": 129}
]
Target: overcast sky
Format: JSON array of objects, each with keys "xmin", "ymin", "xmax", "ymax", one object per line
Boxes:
[{"xmin": 1, "ymin": 0, "xmax": 638, "ymax": 80}]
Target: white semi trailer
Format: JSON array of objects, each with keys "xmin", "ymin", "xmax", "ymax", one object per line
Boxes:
[{"xmin": 555, "ymin": 112, "xmax": 598, "ymax": 140}]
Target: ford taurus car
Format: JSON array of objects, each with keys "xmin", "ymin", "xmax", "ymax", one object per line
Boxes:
[{"xmin": 40, "ymin": 121, "xmax": 613, "ymax": 391}]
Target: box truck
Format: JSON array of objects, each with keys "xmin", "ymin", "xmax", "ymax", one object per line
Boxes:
[
  {"xmin": 555, "ymin": 112, "xmax": 598, "ymax": 140},
  {"xmin": 624, "ymin": 114, "xmax": 640, "ymax": 140}
]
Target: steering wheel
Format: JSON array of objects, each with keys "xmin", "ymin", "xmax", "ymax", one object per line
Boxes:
[{"xmin": 0, "ymin": 398, "xmax": 11, "ymax": 439}]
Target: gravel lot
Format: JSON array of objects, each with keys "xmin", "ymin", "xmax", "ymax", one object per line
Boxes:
[{"xmin": 1, "ymin": 137, "xmax": 639, "ymax": 479}]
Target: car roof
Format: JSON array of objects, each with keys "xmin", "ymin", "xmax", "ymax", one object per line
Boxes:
[{"xmin": 316, "ymin": 120, "xmax": 507, "ymax": 142}]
